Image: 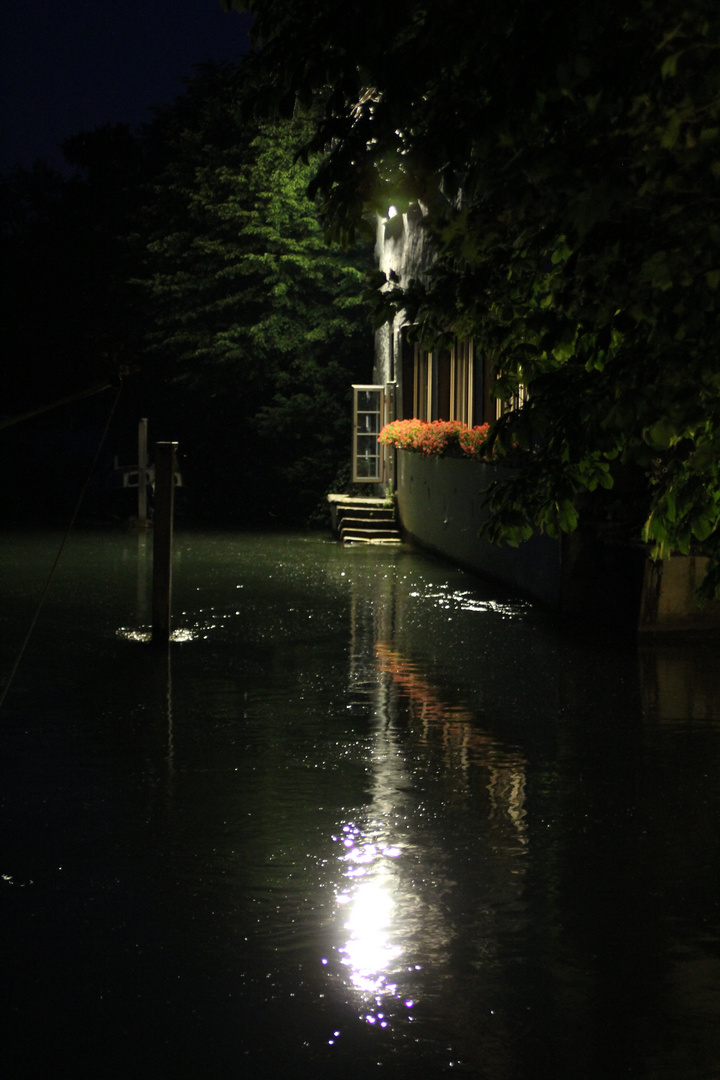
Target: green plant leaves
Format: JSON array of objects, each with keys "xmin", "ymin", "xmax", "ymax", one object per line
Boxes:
[{"xmin": 226, "ymin": 0, "xmax": 720, "ymax": 590}]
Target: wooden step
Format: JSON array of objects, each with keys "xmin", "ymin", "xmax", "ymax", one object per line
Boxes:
[
  {"xmin": 334, "ymin": 505, "xmax": 395, "ymax": 520},
  {"xmin": 342, "ymin": 532, "xmax": 402, "ymax": 544},
  {"xmin": 338, "ymin": 515, "xmax": 396, "ymax": 529},
  {"xmin": 327, "ymin": 493, "xmax": 399, "ymax": 539},
  {"xmin": 341, "ymin": 526, "xmax": 401, "ymax": 540}
]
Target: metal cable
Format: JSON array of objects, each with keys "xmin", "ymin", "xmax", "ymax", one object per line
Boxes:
[
  {"xmin": 0, "ymin": 381, "xmax": 115, "ymax": 431},
  {"xmin": 0, "ymin": 380, "xmax": 124, "ymax": 712}
]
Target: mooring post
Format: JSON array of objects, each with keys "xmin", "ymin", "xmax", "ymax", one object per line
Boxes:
[
  {"xmin": 138, "ymin": 418, "xmax": 148, "ymax": 525},
  {"xmin": 152, "ymin": 441, "xmax": 178, "ymax": 646}
]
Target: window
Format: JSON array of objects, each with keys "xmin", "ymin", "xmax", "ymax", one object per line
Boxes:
[
  {"xmin": 352, "ymin": 385, "xmax": 384, "ymax": 482},
  {"xmin": 413, "ymin": 345, "xmax": 433, "ymax": 420},
  {"xmin": 495, "ymin": 376, "xmax": 528, "ymax": 419},
  {"xmin": 450, "ymin": 339, "xmax": 474, "ymax": 426},
  {"xmin": 406, "ymin": 338, "xmax": 480, "ymax": 424},
  {"xmin": 401, "ymin": 335, "xmax": 501, "ymax": 427}
]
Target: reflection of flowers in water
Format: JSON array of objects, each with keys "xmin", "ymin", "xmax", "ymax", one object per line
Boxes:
[{"xmin": 374, "ymin": 643, "xmax": 528, "ymax": 836}]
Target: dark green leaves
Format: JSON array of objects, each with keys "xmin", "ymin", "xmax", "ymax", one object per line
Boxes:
[
  {"xmin": 225, "ymin": 0, "xmax": 720, "ymax": 588},
  {"xmin": 134, "ymin": 62, "xmax": 374, "ymax": 519}
]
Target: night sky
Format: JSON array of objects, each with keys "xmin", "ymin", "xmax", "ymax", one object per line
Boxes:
[{"xmin": 1, "ymin": 0, "xmax": 251, "ymax": 173}]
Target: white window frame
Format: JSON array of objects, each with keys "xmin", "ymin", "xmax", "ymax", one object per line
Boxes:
[
  {"xmin": 352, "ymin": 384, "xmax": 385, "ymax": 483},
  {"xmin": 495, "ymin": 376, "xmax": 528, "ymax": 419}
]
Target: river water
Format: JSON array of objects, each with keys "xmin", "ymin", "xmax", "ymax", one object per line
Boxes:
[{"xmin": 1, "ymin": 529, "xmax": 719, "ymax": 1079}]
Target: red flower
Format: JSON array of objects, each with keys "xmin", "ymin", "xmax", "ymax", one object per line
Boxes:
[{"xmin": 378, "ymin": 419, "xmax": 490, "ymax": 459}]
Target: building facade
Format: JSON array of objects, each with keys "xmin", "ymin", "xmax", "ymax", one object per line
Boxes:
[{"xmin": 348, "ymin": 206, "xmax": 720, "ymax": 632}]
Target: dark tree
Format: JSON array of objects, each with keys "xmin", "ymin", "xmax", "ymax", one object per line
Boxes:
[
  {"xmin": 134, "ymin": 64, "xmax": 375, "ymax": 522},
  {"xmin": 227, "ymin": 0, "xmax": 720, "ymax": 590}
]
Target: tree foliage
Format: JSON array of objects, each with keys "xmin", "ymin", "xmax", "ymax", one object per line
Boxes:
[
  {"xmin": 228, "ymin": 0, "xmax": 720, "ymax": 591},
  {"xmin": 135, "ymin": 63, "xmax": 374, "ymax": 520},
  {"xmin": 2, "ymin": 61, "xmax": 374, "ymax": 524}
]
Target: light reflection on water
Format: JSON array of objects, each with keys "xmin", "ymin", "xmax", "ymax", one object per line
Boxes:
[
  {"xmin": 316, "ymin": 567, "xmax": 530, "ymax": 1055},
  {"xmin": 117, "ymin": 626, "xmax": 182, "ymax": 642},
  {"xmin": 410, "ymin": 585, "xmax": 531, "ymax": 619},
  {"xmin": 2, "ymin": 529, "xmax": 720, "ymax": 1080},
  {"xmin": 336, "ymin": 827, "xmax": 403, "ymax": 1000}
]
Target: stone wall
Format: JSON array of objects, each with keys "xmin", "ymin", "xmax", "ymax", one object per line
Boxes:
[
  {"xmin": 639, "ymin": 556, "xmax": 720, "ymax": 634},
  {"xmin": 395, "ymin": 451, "xmax": 562, "ymax": 607},
  {"xmin": 395, "ymin": 450, "xmax": 720, "ymax": 633}
]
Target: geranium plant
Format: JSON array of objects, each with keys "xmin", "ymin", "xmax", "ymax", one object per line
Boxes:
[{"xmin": 378, "ymin": 419, "xmax": 491, "ymax": 460}]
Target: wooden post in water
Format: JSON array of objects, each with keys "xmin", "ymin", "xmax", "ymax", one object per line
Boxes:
[
  {"xmin": 137, "ymin": 418, "xmax": 148, "ymax": 525},
  {"xmin": 152, "ymin": 441, "xmax": 178, "ymax": 646}
]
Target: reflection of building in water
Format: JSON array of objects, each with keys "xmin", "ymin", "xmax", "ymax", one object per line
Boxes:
[
  {"xmin": 375, "ymin": 642, "xmax": 527, "ymax": 836},
  {"xmin": 640, "ymin": 646, "xmax": 720, "ymax": 722},
  {"xmin": 331, "ymin": 550, "xmax": 720, "ymax": 1076},
  {"xmin": 330, "ymin": 557, "xmax": 528, "ymax": 1057}
]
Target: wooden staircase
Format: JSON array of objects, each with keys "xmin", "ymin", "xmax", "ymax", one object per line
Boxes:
[{"xmin": 327, "ymin": 495, "xmax": 402, "ymax": 545}]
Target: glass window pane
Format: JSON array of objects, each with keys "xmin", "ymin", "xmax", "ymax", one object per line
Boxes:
[
  {"xmin": 355, "ymin": 456, "xmax": 379, "ymax": 479},
  {"xmin": 357, "ymin": 389, "xmax": 380, "ymax": 411},
  {"xmin": 358, "ymin": 413, "xmax": 380, "ymax": 434},
  {"xmin": 352, "ymin": 384, "xmax": 384, "ymax": 483}
]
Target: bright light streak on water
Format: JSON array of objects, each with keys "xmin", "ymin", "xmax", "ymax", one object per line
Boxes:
[
  {"xmin": 2, "ymin": 529, "xmax": 720, "ymax": 1080},
  {"xmin": 335, "ymin": 828, "xmax": 403, "ymax": 1003},
  {"xmin": 409, "ymin": 585, "xmax": 531, "ymax": 618},
  {"xmin": 116, "ymin": 626, "xmax": 201, "ymax": 643},
  {"xmin": 340, "ymin": 875, "xmax": 400, "ymax": 991}
]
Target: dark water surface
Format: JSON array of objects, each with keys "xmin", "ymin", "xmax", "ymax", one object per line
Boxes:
[{"xmin": 1, "ymin": 530, "xmax": 719, "ymax": 1079}]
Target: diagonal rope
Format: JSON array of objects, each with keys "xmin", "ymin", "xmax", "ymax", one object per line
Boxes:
[
  {"xmin": 0, "ymin": 380, "xmax": 124, "ymax": 712},
  {"xmin": 0, "ymin": 381, "xmax": 115, "ymax": 431}
]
